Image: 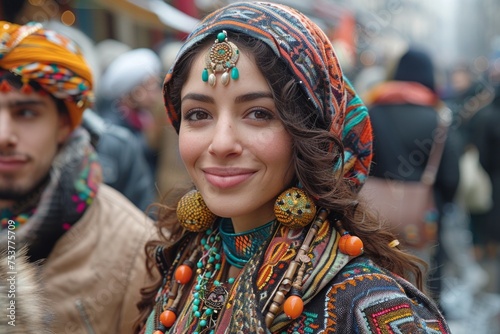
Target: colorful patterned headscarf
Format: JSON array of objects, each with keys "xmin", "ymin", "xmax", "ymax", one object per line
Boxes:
[
  {"xmin": 163, "ymin": 1, "xmax": 373, "ymax": 189},
  {"xmin": 0, "ymin": 21, "xmax": 93, "ymax": 130}
]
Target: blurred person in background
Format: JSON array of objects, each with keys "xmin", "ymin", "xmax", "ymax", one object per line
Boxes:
[
  {"xmin": 44, "ymin": 22, "xmax": 157, "ymax": 213},
  {"xmin": 443, "ymin": 63, "xmax": 495, "ymax": 266},
  {"xmin": 154, "ymin": 39, "xmax": 192, "ymax": 194},
  {"xmin": 94, "ymin": 38, "xmax": 132, "ymax": 79},
  {"xmin": 0, "ymin": 21, "xmax": 156, "ymax": 332},
  {"xmin": 82, "ymin": 107, "xmax": 156, "ymax": 212},
  {"xmin": 443, "ymin": 64, "xmax": 493, "ymax": 153},
  {"xmin": 364, "ymin": 48, "xmax": 461, "ymax": 306},
  {"xmin": 468, "ymin": 61, "xmax": 500, "ymax": 287},
  {"xmin": 97, "ymin": 48, "xmax": 165, "ymax": 184}
]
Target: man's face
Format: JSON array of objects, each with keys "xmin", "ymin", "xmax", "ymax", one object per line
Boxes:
[{"xmin": 0, "ymin": 89, "xmax": 70, "ymax": 207}]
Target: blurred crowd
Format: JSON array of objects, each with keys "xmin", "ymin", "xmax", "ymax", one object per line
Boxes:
[{"xmin": 353, "ymin": 44, "xmax": 500, "ymax": 333}]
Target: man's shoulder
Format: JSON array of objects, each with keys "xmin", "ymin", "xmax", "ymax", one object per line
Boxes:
[
  {"xmin": 75, "ymin": 185, "xmax": 157, "ymax": 252},
  {"xmin": 90, "ymin": 184, "xmax": 155, "ymax": 228}
]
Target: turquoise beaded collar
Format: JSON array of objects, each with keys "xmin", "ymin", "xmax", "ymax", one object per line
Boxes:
[{"xmin": 219, "ymin": 218, "xmax": 276, "ymax": 268}]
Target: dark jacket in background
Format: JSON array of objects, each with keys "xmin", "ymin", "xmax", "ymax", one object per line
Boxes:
[
  {"xmin": 367, "ymin": 48, "xmax": 460, "ymax": 206},
  {"xmin": 83, "ymin": 109, "xmax": 156, "ymax": 213},
  {"xmin": 369, "ymin": 101, "xmax": 460, "ymax": 205}
]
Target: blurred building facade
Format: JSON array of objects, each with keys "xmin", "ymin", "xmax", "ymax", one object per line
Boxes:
[{"xmin": 5, "ymin": 0, "xmax": 498, "ymax": 72}]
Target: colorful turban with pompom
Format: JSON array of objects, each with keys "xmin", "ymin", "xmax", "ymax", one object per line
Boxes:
[
  {"xmin": 163, "ymin": 1, "xmax": 373, "ymax": 190},
  {"xmin": 0, "ymin": 21, "xmax": 93, "ymax": 130}
]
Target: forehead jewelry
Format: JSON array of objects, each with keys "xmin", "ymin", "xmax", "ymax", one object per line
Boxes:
[{"xmin": 202, "ymin": 30, "xmax": 240, "ymax": 87}]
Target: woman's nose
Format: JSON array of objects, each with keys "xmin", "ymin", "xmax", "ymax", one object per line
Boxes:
[{"xmin": 207, "ymin": 118, "xmax": 243, "ymax": 158}]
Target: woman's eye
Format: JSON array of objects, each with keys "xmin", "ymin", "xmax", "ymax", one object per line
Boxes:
[
  {"xmin": 247, "ymin": 109, "xmax": 274, "ymax": 120},
  {"xmin": 184, "ymin": 109, "xmax": 211, "ymax": 121}
]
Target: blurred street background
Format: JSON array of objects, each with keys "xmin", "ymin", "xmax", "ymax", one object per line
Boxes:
[{"xmin": 2, "ymin": 1, "xmax": 499, "ymax": 332}]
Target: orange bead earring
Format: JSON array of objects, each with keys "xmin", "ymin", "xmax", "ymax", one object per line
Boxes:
[
  {"xmin": 338, "ymin": 232, "xmax": 364, "ymax": 256},
  {"xmin": 334, "ymin": 219, "xmax": 364, "ymax": 257}
]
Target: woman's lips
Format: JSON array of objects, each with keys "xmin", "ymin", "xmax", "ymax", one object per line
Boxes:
[{"xmin": 203, "ymin": 168, "xmax": 256, "ymax": 189}]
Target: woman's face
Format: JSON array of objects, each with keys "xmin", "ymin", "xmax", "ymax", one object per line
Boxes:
[{"xmin": 179, "ymin": 48, "xmax": 295, "ymax": 232}]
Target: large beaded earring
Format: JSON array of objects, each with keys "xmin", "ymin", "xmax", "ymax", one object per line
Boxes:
[
  {"xmin": 274, "ymin": 187, "xmax": 317, "ymax": 229},
  {"xmin": 177, "ymin": 190, "xmax": 217, "ymax": 232}
]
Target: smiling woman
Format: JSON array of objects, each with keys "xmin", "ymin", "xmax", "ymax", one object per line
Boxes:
[{"xmin": 135, "ymin": 2, "xmax": 452, "ymax": 334}]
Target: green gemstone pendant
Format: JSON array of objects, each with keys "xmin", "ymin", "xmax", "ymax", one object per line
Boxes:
[
  {"xmin": 202, "ymin": 68, "xmax": 209, "ymax": 82},
  {"xmin": 231, "ymin": 67, "xmax": 239, "ymax": 80},
  {"xmin": 217, "ymin": 32, "xmax": 226, "ymax": 42}
]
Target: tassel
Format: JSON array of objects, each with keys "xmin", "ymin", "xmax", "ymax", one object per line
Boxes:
[
  {"xmin": 0, "ymin": 80, "xmax": 12, "ymax": 92},
  {"xmin": 20, "ymin": 78, "xmax": 33, "ymax": 94}
]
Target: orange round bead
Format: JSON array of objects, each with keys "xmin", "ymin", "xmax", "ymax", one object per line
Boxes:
[
  {"xmin": 160, "ymin": 309, "xmax": 177, "ymax": 327},
  {"xmin": 339, "ymin": 234, "xmax": 364, "ymax": 256},
  {"xmin": 153, "ymin": 331, "xmax": 164, "ymax": 334},
  {"xmin": 283, "ymin": 295, "xmax": 304, "ymax": 319},
  {"xmin": 174, "ymin": 264, "xmax": 193, "ymax": 284}
]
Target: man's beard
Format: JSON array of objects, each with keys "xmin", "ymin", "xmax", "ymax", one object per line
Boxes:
[
  {"xmin": 0, "ymin": 188, "xmax": 30, "ymax": 201},
  {"xmin": 0, "ymin": 174, "xmax": 50, "ymax": 202}
]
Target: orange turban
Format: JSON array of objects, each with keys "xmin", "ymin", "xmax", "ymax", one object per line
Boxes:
[{"xmin": 0, "ymin": 21, "xmax": 94, "ymax": 129}]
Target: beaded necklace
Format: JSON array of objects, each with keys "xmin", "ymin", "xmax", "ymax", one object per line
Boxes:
[
  {"xmin": 190, "ymin": 228, "xmax": 233, "ymax": 332},
  {"xmin": 155, "ymin": 219, "xmax": 277, "ymax": 333}
]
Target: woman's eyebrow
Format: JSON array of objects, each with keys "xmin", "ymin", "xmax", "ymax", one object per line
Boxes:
[
  {"xmin": 181, "ymin": 93, "xmax": 215, "ymax": 104},
  {"xmin": 234, "ymin": 92, "xmax": 273, "ymax": 104},
  {"xmin": 181, "ymin": 91, "xmax": 273, "ymax": 105}
]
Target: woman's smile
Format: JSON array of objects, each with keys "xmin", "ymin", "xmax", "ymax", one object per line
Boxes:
[{"xmin": 203, "ymin": 167, "xmax": 256, "ymax": 189}]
